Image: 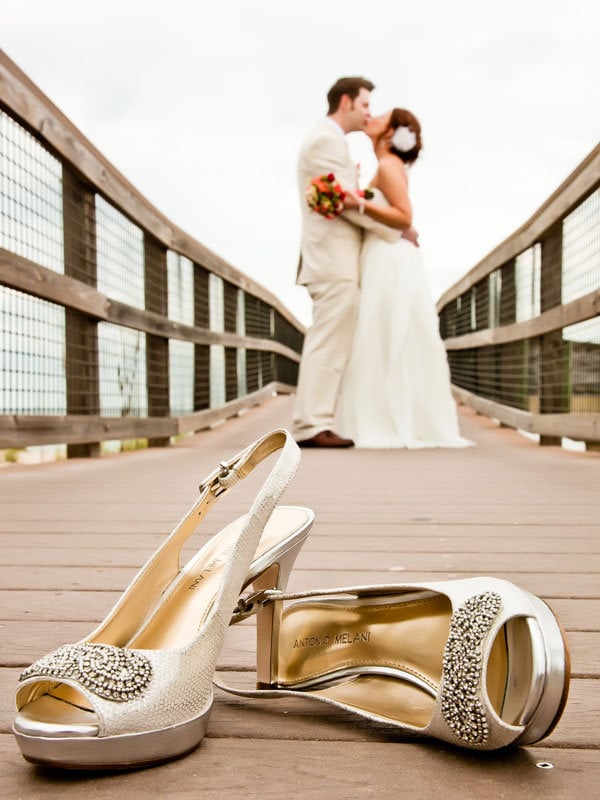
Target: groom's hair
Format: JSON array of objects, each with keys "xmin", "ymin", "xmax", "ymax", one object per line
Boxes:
[{"xmin": 327, "ymin": 77, "xmax": 375, "ymax": 114}]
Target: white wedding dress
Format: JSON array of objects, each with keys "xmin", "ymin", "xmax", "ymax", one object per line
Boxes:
[{"xmin": 338, "ymin": 190, "xmax": 473, "ymax": 449}]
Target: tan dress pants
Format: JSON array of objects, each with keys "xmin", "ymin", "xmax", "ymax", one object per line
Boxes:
[{"xmin": 292, "ymin": 279, "xmax": 359, "ymax": 440}]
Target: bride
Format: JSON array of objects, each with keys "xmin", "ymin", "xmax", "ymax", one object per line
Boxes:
[{"xmin": 339, "ymin": 108, "xmax": 473, "ymax": 449}]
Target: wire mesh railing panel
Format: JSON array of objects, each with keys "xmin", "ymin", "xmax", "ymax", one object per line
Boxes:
[
  {"xmin": 0, "ymin": 109, "xmax": 64, "ymax": 272},
  {"xmin": 245, "ymin": 294, "xmax": 273, "ymax": 339},
  {"xmin": 225, "ymin": 347, "xmax": 237, "ymax": 402},
  {"xmin": 246, "ymin": 350, "xmax": 260, "ymax": 393},
  {"xmin": 439, "ymin": 291, "xmax": 474, "ymax": 338},
  {"xmin": 209, "ymin": 273, "xmax": 224, "ymax": 334},
  {"xmin": 562, "ymin": 188, "xmax": 600, "ymax": 304},
  {"xmin": 223, "ymin": 281, "xmax": 237, "ymax": 333},
  {"xmin": 169, "ymin": 339, "xmax": 194, "ymax": 415},
  {"xmin": 515, "ymin": 245, "xmax": 541, "ymax": 322},
  {"xmin": 237, "ymin": 348, "xmax": 248, "ymax": 396},
  {"xmin": 236, "ymin": 290, "xmax": 247, "ymax": 395},
  {"xmin": 98, "ymin": 322, "xmax": 147, "ymax": 417},
  {"xmin": 488, "ymin": 270, "xmax": 502, "ymax": 329},
  {"xmin": 167, "ymin": 251, "xmax": 194, "ymax": 325},
  {"xmin": 96, "ymin": 196, "xmax": 145, "ymax": 308},
  {"xmin": 209, "ymin": 345, "xmax": 226, "ymax": 407},
  {"xmin": 0, "ymin": 285, "xmax": 66, "ymax": 414},
  {"xmin": 564, "ymin": 317, "xmax": 600, "ymax": 412},
  {"xmin": 208, "ymin": 274, "xmax": 226, "ymax": 407},
  {"xmin": 274, "ymin": 310, "xmax": 304, "ymax": 354},
  {"xmin": 275, "ymin": 354, "xmax": 299, "ymax": 386},
  {"xmin": 448, "ymin": 341, "xmax": 540, "ymax": 412}
]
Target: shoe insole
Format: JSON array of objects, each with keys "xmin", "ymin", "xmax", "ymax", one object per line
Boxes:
[{"xmin": 276, "ymin": 594, "xmax": 515, "ymax": 729}]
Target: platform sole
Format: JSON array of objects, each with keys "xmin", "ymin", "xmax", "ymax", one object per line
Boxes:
[{"xmin": 13, "ymin": 704, "xmax": 212, "ymax": 770}]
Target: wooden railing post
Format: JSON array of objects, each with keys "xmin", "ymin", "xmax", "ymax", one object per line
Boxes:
[
  {"xmin": 145, "ymin": 234, "xmax": 170, "ymax": 447},
  {"xmin": 539, "ymin": 223, "xmax": 567, "ymax": 445},
  {"xmin": 62, "ymin": 167, "xmax": 101, "ymax": 458}
]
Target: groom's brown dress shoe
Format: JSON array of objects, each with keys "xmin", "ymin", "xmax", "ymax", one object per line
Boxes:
[{"xmin": 297, "ymin": 430, "xmax": 355, "ymax": 448}]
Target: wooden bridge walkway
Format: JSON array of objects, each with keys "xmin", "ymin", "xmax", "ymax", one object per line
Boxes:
[{"xmin": 1, "ymin": 396, "xmax": 598, "ymax": 798}]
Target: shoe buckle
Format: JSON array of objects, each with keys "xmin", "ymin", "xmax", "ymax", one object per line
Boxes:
[
  {"xmin": 199, "ymin": 460, "xmax": 236, "ymax": 497},
  {"xmin": 232, "ymin": 589, "xmax": 282, "ymax": 622}
]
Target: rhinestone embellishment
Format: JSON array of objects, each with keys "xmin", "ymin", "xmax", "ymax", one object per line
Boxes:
[
  {"xmin": 19, "ymin": 643, "xmax": 153, "ymax": 703},
  {"xmin": 441, "ymin": 591, "xmax": 501, "ymax": 745}
]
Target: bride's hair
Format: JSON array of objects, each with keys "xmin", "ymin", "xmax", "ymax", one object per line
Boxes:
[{"xmin": 387, "ymin": 109, "xmax": 422, "ymax": 164}]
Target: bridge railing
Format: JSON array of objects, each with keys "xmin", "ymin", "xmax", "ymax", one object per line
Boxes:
[
  {"xmin": 437, "ymin": 142, "xmax": 600, "ymax": 448},
  {"xmin": 0, "ymin": 51, "xmax": 304, "ymax": 457}
]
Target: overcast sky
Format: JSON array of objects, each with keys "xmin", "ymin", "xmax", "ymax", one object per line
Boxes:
[{"xmin": 4, "ymin": 1, "xmax": 599, "ymax": 325}]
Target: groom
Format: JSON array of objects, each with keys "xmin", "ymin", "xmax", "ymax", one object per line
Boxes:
[{"xmin": 293, "ymin": 76, "xmax": 400, "ymax": 448}]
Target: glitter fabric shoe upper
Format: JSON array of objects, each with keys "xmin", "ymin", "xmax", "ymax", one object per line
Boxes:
[
  {"xmin": 19, "ymin": 643, "xmax": 153, "ymax": 703},
  {"xmin": 440, "ymin": 591, "xmax": 502, "ymax": 744}
]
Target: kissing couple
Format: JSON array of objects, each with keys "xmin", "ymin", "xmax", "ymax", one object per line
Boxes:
[{"xmin": 293, "ymin": 76, "xmax": 472, "ymax": 450}]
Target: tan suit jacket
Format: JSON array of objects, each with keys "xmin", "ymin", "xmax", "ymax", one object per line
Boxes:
[{"xmin": 297, "ymin": 118, "xmax": 399, "ymax": 285}]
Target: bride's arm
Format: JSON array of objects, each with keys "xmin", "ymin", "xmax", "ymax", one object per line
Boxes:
[
  {"xmin": 304, "ymin": 136, "xmax": 401, "ymax": 242},
  {"xmin": 354, "ymin": 156, "xmax": 412, "ymax": 229}
]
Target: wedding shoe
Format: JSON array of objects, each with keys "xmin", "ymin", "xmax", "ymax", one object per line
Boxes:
[
  {"xmin": 224, "ymin": 577, "xmax": 570, "ymax": 750},
  {"xmin": 14, "ymin": 429, "xmax": 313, "ymax": 769}
]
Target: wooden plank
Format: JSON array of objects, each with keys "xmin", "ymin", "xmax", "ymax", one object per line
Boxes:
[
  {"xmin": 0, "ymin": 590, "xmax": 120, "ymax": 622},
  {"xmin": 0, "ymin": 735, "xmax": 598, "ymax": 799},
  {"xmin": 0, "ymin": 667, "xmax": 597, "ymax": 749},
  {"xmin": 4, "ymin": 498, "xmax": 598, "ymax": 525},
  {"xmin": 543, "ymin": 599, "xmax": 600, "ymax": 631},
  {"xmin": 1, "ymin": 532, "xmax": 599, "ymax": 555},
  {"xmin": 1, "ymin": 566, "xmax": 599, "ymax": 597},
  {"xmin": 1, "ymin": 547, "xmax": 598, "ymax": 574}
]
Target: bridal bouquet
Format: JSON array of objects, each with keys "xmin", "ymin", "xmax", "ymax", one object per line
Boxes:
[
  {"xmin": 306, "ymin": 173, "xmax": 346, "ymax": 218},
  {"xmin": 306, "ymin": 174, "xmax": 375, "ymax": 219}
]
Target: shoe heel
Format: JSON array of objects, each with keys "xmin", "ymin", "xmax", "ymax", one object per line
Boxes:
[{"xmin": 250, "ymin": 536, "xmax": 305, "ymax": 688}]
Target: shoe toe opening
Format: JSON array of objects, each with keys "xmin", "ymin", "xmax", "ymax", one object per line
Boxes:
[{"xmin": 15, "ymin": 691, "xmax": 99, "ymax": 738}]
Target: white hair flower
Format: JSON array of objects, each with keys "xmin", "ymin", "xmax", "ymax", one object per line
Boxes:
[{"xmin": 391, "ymin": 126, "xmax": 417, "ymax": 152}]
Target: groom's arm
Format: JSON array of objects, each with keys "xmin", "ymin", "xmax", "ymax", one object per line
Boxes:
[
  {"xmin": 341, "ymin": 207, "xmax": 401, "ymax": 243},
  {"xmin": 304, "ymin": 137, "xmax": 401, "ymax": 243}
]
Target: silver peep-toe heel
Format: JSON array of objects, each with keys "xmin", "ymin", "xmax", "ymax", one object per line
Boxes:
[
  {"xmin": 222, "ymin": 576, "xmax": 570, "ymax": 750},
  {"xmin": 14, "ymin": 429, "xmax": 313, "ymax": 769}
]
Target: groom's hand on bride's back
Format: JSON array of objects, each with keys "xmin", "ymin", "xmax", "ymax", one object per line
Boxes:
[{"xmin": 401, "ymin": 226, "xmax": 420, "ymax": 247}]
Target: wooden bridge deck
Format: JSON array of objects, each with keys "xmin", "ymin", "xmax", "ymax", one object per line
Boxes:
[{"xmin": 1, "ymin": 395, "xmax": 598, "ymax": 798}]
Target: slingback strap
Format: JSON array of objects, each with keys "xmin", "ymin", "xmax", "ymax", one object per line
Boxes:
[
  {"xmin": 199, "ymin": 429, "xmax": 292, "ymax": 498},
  {"xmin": 231, "ymin": 584, "xmax": 433, "ymax": 622},
  {"xmin": 196, "ymin": 429, "xmax": 301, "ymax": 642}
]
